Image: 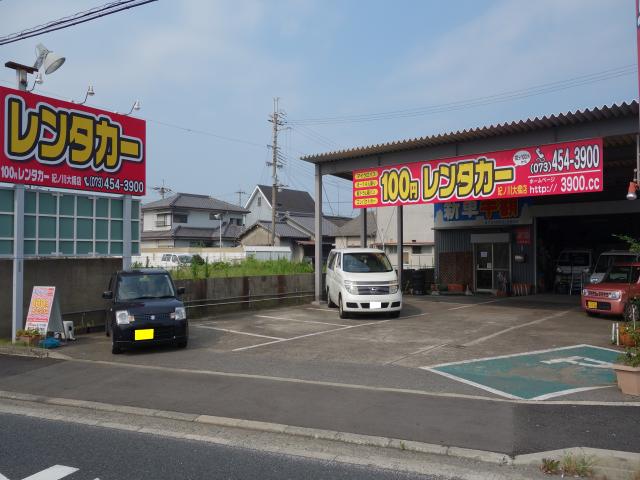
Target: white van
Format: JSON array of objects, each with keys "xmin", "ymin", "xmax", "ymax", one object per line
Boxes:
[
  {"xmin": 159, "ymin": 253, "xmax": 193, "ymax": 269},
  {"xmin": 326, "ymin": 248, "xmax": 402, "ymax": 319},
  {"xmin": 589, "ymin": 251, "xmax": 640, "ymax": 284}
]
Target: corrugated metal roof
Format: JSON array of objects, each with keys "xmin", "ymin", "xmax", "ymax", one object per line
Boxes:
[
  {"xmin": 143, "ymin": 193, "xmax": 249, "ymax": 213},
  {"xmin": 286, "ymin": 214, "xmax": 344, "ymax": 237},
  {"xmin": 301, "ymin": 101, "xmax": 638, "ymax": 163},
  {"xmin": 141, "ymin": 224, "xmax": 244, "ymax": 241}
]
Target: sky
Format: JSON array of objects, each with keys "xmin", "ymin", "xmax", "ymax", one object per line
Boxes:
[{"xmin": 0, "ymin": 0, "xmax": 637, "ymax": 217}]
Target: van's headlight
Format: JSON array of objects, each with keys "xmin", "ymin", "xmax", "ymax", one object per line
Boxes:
[
  {"xmin": 608, "ymin": 291, "xmax": 622, "ymax": 300},
  {"xmin": 171, "ymin": 307, "xmax": 187, "ymax": 320},
  {"xmin": 116, "ymin": 310, "xmax": 133, "ymax": 325},
  {"xmin": 389, "ymin": 283, "xmax": 399, "ymax": 294},
  {"xmin": 343, "ymin": 280, "xmax": 358, "ymax": 295}
]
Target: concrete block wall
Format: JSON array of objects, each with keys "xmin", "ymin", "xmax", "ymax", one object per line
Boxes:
[{"xmin": 0, "ymin": 258, "xmax": 122, "ymax": 338}]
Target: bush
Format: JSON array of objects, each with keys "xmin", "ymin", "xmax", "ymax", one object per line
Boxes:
[{"xmin": 169, "ymin": 257, "xmax": 313, "ymax": 279}]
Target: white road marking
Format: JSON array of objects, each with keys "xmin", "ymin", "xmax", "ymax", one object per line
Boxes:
[
  {"xmin": 306, "ymin": 307, "xmax": 334, "ymax": 312},
  {"xmin": 22, "ymin": 465, "xmax": 79, "ymax": 480},
  {"xmin": 421, "ymin": 367, "xmax": 524, "ymax": 400},
  {"xmin": 461, "ymin": 310, "xmax": 570, "ymax": 347},
  {"xmin": 398, "ymin": 313, "xmax": 429, "ymax": 319},
  {"xmin": 409, "ymin": 343, "xmax": 448, "ymax": 356},
  {"xmin": 232, "ymin": 320, "xmax": 391, "ymax": 352},
  {"xmin": 531, "ymin": 385, "xmax": 615, "ymax": 401},
  {"xmin": 255, "ymin": 315, "xmax": 348, "ymax": 327},
  {"xmin": 447, "ymin": 300, "xmax": 501, "ymax": 310},
  {"xmin": 194, "ymin": 325, "xmax": 284, "ymax": 340},
  {"xmin": 422, "ymin": 344, "xmax": 619, "ymax": 369}
]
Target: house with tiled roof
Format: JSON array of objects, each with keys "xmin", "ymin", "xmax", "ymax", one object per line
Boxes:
[{"xmin": 141, "ymin": 193, "xmax": 249, "ymax": 248}]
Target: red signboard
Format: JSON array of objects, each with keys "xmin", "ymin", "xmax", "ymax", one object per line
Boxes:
[
  {"xmin": 25, "ymin": 286, "xmax": 55, "ymax": 334},
  {"xmin": 0, "ymin": 86, "xmax": 146, "ymax": 195},
  {"xmin": 352, "ymin": 138, "xmax": 603, "ymax": 208}
]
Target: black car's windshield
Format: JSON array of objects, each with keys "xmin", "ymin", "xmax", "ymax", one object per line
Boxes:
[
  {"xmin": 342, "ymin": 252, "xmax": 393, "ymax": 273},
  {"xmin": 117, "ymin": 274, "xmax": 176, "ymax": 301},
  {"xmin": 601, "ymin": 265, "xmax": 631, "ymax": 284}
]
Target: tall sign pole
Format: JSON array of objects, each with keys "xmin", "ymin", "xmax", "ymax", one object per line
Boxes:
[{"xmin": 636, "ymin": 0, "xmax": 640, "ymax": 186}]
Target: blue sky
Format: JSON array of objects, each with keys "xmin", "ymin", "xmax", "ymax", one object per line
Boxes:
[{"xmin": 0, "ymin": 0, "xmax": 636, "ymax": 216}]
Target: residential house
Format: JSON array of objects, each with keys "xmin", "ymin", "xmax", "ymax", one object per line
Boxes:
[
  {"xmin": 244, "ymin": 185, "xmax": 315, "ymax": 227},
  {"xmin": 141, "ymin": 193, "xmax": 249, "ymax": 248}
]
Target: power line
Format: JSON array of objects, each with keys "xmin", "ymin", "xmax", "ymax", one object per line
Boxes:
[
  {"xmin": 0, "ymin": 1, "xmax": 158, "ymax": 45},
  {"xmin": 147, "ymin": 118, "xmax": 266, "ymax": 149},
  {"xmin": 288, "ymin": 64, "xmax": 636, "ymax": 125}
]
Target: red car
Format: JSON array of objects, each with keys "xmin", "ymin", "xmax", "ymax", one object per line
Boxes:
[{"xmin": 581, "ymin": 262, "xmax": 640, "ymax": 317}]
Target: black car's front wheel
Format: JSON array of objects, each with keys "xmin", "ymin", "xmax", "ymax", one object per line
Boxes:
[
  {"xmin": 175, "ymin": 339, "xmax": 188, "ymax": 349},
  {"xmin": 111, "ymin": 337, "xmax": 122, "ymax": 354}
]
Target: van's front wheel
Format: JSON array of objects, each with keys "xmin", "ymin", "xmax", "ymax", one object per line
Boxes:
[{"xmin": 338, "ymin": 295, "xmax": 349, "ymax": 319}]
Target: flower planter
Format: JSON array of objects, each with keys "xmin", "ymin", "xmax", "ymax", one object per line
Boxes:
[
  {"xmin": 17, "ymin": 335, "xmax": 41, "ymax": 347},
  {"xmin": 620, "ymin": 332, "xmax": 637, "ymax": 347},
  {"xmin": 613, "ymin": 364, "xmax": 640, "ymax": 396}
]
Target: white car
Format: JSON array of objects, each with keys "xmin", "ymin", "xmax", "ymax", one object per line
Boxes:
[
  {"xmin": 326, "ymin": 248, "xmax": 402, "ymax": 318},
  {"xmin": 159, "ymin": 253, "xmax": 193, "ymax": 269}
]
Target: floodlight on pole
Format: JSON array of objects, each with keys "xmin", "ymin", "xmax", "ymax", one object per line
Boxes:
[
  {"xmin": 34, "ymin": 43, "xmax": 65, "ymax": 75},
  {"xmin": 214, "ymin": 214, "xmax": 223, "ymax": 249}
]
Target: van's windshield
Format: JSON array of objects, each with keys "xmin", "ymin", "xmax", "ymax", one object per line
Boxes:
[
  {"xmin": 117, "ymin": 274, "xmax": 176, "ymax": 301},
  {"xmin": 342, "ymin": 252, "xmax": 393, "ymax": 273},
  {"xmin": 601, "ymin": 265, "xmax": 632, "ymax": 284}
]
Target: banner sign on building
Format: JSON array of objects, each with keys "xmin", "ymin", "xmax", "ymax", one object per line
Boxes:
[
  {"xmin": 24, "ymin": 286, "xmax": 64, "ymax": 335},
  {"xmin": 434, "ymin": 198, "xmax": 532, "ymax": 229},
  {"xmin": 352, "ymin": 138, "xmax": 603, "ymax": 208},
  {"xmin": 0, "ymin": 86, "xmax": 146, "ymax": 195}
]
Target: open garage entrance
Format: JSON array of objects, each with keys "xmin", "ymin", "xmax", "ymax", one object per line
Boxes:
[{"xmin": 537, "ymin": 212, "xmax": 640, "ymax": 293}]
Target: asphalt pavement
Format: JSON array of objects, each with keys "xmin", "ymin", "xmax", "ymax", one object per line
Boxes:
[
  {"xmin": 0, "ymin": 355, "xmax": 636, "ymax": 456},
  {"xmin": 0, "ymin": 413, "xmax": 447, "ymax": 480}
]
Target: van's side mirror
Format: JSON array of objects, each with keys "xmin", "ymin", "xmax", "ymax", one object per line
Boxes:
[
  {"xmin": 177, "ymin": 287, "xmax": 186, "ymax": 295},
  {"xmin": 102, "ymin": 291, "xmax": 113, "ymax": 300}
]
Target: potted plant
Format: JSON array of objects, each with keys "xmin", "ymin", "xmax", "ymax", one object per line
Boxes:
[
  {"xmin": 613, "ymin": 327, "xmax": 640, "ymax": 396},
  {"xmin": 16, "ymin": 328, "xmax": 43, "ymax": 347}
]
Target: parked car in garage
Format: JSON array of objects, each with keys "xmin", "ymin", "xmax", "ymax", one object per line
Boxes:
[
  {"xmin": 554, "ymin": 249, "xmax": 592, "ymax": 294},
  {"xmin": 103, "ymin": 269, "xmax": 188, "ymax": 354},
  {"xmin": 326, "ymin": 248, "xmax": 402, "ymax": 318},
  {"xmin": 582, "ymin": 262, "xmax": 640, "ymax": 317},
  {"xmin": 589, "ymin": 250, "xmax": 640, "ymax": 284}
]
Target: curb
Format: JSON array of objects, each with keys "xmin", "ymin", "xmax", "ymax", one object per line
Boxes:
[
  {"xmin": 0, "ymin": 345, "xmax": 50, "ymax": 358},
  {"xmin": 2, "ymin": 388, "xmax": 638, "ymax": 479}
]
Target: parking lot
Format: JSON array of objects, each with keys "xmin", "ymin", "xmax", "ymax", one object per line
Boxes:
[{"xmin": 60, "ymin": 294, "xmax": 633, "ymax": 402}]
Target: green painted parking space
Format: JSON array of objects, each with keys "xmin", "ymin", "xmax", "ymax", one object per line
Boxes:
[{"xmin": 422, "ymin": 345, "xmax": 620, "ymax": 400}]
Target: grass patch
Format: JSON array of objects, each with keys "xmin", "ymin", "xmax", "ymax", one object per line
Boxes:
[
  {"xmin": 561, "ymin": 453, "xmax": 595, "ymax": 478},
  {"xmin": 171, "ymin": 258, "xmax": 314, "ymax": 280}
]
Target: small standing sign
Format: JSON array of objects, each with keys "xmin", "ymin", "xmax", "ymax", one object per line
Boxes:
[{"xmin": 24, "ymin": 286, "xmax": 65, "ymax": 339}]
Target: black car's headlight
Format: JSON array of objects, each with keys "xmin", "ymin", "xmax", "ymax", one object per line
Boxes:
[
  {"xmin": 171, "ymin": 307, "xmax": 187, "ymax": 320},
  {"xmin": 116, "ymin": 310, "xmax": 133, "ymax": 325}
]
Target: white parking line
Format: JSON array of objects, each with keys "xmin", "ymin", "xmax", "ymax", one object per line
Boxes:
[
  {"xmin": 232, "ymin": 320, "xmax": 390, "ymax": 352},
  {"xmin": 22, "ymin": 465, "xmax": 79, "ymax": 480},
  {"xmin": 194, "ymin": 325, "xmax": 285, "ymax": 340},
  {"xmin": 255, "ymin": 315, "xmax": 348, "ymax": 327},
  {"xmin": 462, "ymin": 310, "xmax": 570, "ymax": 347},
  {"xmin": 447, "ymin": 300, "xmax": 501, "ymax": 310},
  {"xmin": 306, "ymin": 307, "xmax": 334, "ymax": 312}
]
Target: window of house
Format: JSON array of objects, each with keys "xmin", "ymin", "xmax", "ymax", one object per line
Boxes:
[
  {"xmin": 156, "ymin": 213, "xmax": 171, "ymax": 227},
  {"xmin": 411, "ymin": 246, "xmax": 422, "ymax": 254},
  {"xmin": 257, "ymin": 196, "xmax": 262, "ymax": 207},
  {"xmin": 173, "ymin": 213, "xmax": 188, "ymax": 224}
]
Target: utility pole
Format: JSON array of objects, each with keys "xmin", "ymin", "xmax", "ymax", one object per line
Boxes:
[
  {"xmin": 152, "ymin": 179, "xmax": 173, "ymax": 199},
  {"xmin": 235, "ymin": 188, "xmax": 247, "ymax": 207},
  {"xmin": 268, "ymin": 97, "xmax": 285, "ymax": 246}
]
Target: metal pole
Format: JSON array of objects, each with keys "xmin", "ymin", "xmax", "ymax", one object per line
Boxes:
[
  {"xmin": 314, "ymin": 163, "xmax": 323, "ymax": 303},
  {"xmin": 11, "ymin": 68, "xmax": 27, "ymax": 343},
  {"xmin": 396, "ymin": 205, "xmax": 403, "ymax": 289},
  {"xmin": 360, "ymin": 208, "xmax": 367, "ymax": 247},
  {"xmin": 122, "ymin": 195, "xmax": 132, "ymax": 270},
  {"xmin": 219, "ymin": 217, "xmax": 222, "ymax": 249}
]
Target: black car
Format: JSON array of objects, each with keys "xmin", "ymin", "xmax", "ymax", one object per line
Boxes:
[{"xmin": 103, "ymin": 269, "xmax": 188, "ymax": 354}]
